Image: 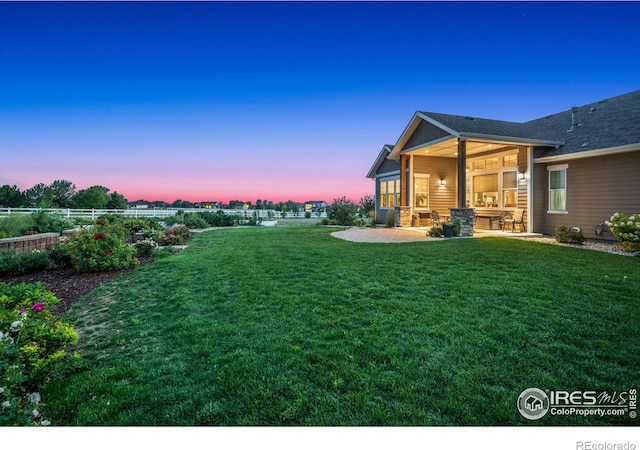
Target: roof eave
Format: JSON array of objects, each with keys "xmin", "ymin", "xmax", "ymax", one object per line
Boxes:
[
  {"xmin": 459, "ymin": 132, "xmax": 564, "ymax": 147},
  {"xmin": 366, "ymin": 144, "xmax": 394, "ymax": 178},
  {"xmin": 388, "ymin": 112, "xmax": 459, "ymax": 160},
  {"xmin": 534, "ymin": 143, "xmax": 640, "ymax": 163}
]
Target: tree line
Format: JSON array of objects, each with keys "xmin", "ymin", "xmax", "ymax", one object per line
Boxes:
[
  {"xmin": 1, "ymin": 180, "xmax": 376, "ymax": 216},
  {"xmin": 0, "ymin": 180, "xmax": 127, "ymax": 209}
]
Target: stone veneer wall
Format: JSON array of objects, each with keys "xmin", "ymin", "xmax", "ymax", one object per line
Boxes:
[
  {"xmin": 0, "ymin": 233, "xmax": 60, "ymax": 252},
  {"xmin": 450, "ymin": 208, "xmax": 474, "ymax": 237},
  {"xmin": 394, "ymin": 206, "xmax": 412, "ymax": 227}
]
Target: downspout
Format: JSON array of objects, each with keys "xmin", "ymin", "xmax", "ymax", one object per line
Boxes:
[{"xmin": 527, "ymin": 145, "xmax": 534, "ymax": 232}]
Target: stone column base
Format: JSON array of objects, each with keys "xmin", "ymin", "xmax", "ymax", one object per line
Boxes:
[
  {"xmin": 450, "ymin": 208, "xmax": 474, "ymax": 237},
  {"xmin": 394, "ymin": 206, "xmax": 412, "ymax": 227}
]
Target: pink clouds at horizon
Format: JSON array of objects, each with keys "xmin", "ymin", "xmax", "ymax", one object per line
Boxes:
[{"xmin": 5, "ymin": 168, "xmax": 374, "ymax": 204}]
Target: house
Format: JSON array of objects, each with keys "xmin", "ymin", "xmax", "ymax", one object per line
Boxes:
[
  {"xmin": 366, "ymin": 90, "xmax": 640, "ymax": 239},
  {"xmin": 304, "ymin": 200, "xmax": 328, "ymax": 214}
]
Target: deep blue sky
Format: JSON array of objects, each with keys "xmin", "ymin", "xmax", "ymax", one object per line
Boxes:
[{"xmin": 1, "ymin": 1, "xmax": 639, "ymax": 202}]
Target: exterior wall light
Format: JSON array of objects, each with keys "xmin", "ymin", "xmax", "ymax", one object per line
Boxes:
[
  {"xmin": 440, "ymin": 178, "xmax": 446, "ymax": 186},
  {"xmin": 519, "ymin": 172, "xmax": 526, "ymax": 181}
]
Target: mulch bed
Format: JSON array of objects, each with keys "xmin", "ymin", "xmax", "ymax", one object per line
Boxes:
[{"xmin": 0, "ymin": 258, "xmax": 153, "ymax": 316}]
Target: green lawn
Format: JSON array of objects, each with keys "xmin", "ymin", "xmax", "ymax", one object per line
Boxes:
[{"xmin": 44, "ymin": 227, "xmax": 639, "ymax": 425}]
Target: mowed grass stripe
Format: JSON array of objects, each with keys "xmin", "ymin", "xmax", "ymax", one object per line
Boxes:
[{"xmin": 44, "ymin": 227, "xmax": 640, "ymax": 425}]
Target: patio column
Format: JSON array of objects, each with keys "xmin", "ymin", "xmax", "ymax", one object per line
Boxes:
[
  {"xmin": 400, "ymin": 154, "xmax": 407, "ymax": 206},
  {"xmin": 394, "ymin": 154, "xmax": 412, "ymax": 227},
  {"xmin": 457, "ymin": 139, "xmax": 466, "ymax": 208}
]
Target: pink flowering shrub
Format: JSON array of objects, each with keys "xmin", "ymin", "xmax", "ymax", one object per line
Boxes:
[
  {"xmin": 0, "ymin": 282, "xmax": 79, "ymax": 425},
  {"xmin": 157, "ymin": 225, "xmax": 191, "ymax": 246},
  {"xmin": 64, "ymin": 221, "xmax": 138, "ymax": 272}
]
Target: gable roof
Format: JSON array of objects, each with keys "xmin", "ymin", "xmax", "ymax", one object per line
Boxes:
[
  {"xmin": 366, "ymin": 144, "xmax": 395, "ymax": 178},
  {"xmin": 388, "ymin": 111, "xmax": 563, "ymax": 160},
  {"xmin": 386, "ymin": 89, "xmax": 640, "ymax": 162}
]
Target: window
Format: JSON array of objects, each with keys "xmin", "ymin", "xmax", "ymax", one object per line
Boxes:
[
  {"xmin": 414, "ymin": 176, "xmax": 429, "ymax": 208},
  {"xmin": 502, "ymin": 171, "xmax": 518, "ymax": 207},
  {"xmin": 473, "ymin": 174, "xmax": 498, "ymax": 207},
  {"xmin": 379, "ymin": 178, "xmax": 400, "ymax": 209},
  {"xmin": 503, "ymin": 154, "xmax": 518, "ymax": 167},
  {"xmin": 548, "ymin": 165, "xmax": 567, "ymax": 212},
  {"xmin": 467, "ymin": 151, "xmax": 519, "ymax": 208}
]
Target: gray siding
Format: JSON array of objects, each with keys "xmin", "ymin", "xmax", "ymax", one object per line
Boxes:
[
  {"xmin": 535, "ymin": 151, "xmax": 640, "ymax": 238},
  {"xmin": 404, "ymin": 121, "xmax": 451, "ymax": 150},
  {"xmin": 378, "ymin": 157, "xmax": 400, "ymax": 175}
]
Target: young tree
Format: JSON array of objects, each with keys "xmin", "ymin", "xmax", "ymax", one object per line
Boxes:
[
  {"xmin": 327, "ymin": 197, "xmax": 358, "ymax": 225},
  {"xmin": 49, "ymin": 179, "xmax": 77, "ymax": 208},
  {"xmin": 107, "ymin": 191, "xmax": 128, "ymax": 209},
  {"xmin": 0, "ymin": 184, "xmax": 25, "ymax": 207},
  {"xmin": 73, "ymin": 185, "xmax": 109, "ymax": 209},
  {"xmin": 360, "ymin": 194, "xmax": 375, "ymax": 218},
  {"xmin": 24, "ymin": 183, "xmax": 53, "ymax": 208}
]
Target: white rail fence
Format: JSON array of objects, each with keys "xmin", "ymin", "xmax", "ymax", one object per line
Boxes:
[{"xmin": 0, "ymin": 208, "xmax": 327, "ymax": 220}]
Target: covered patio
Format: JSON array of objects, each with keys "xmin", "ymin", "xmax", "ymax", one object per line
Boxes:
[{"xmin": 374, "ymin": 111, "xmax": 563, "ymax": 236}]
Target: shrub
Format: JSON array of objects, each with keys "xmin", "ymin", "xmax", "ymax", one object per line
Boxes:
[
  {"xmin": 605, "ymin": 212, "xmax": 640, "ymax": 251},
  {"xmin": 385, "ymin": 212, "xmax": 395, "ymax": 228},
  {"xmin": 452, "ymin": 219, "xmax": 461, "ymax": 236},
  {"xmin": 196, "ymin": 210, "xmax": 237, "ymax": 227},
  {"xmin": 327, "ymin": 197, "xmax": 358, "ymax": 226},
  {"xmin": 0, "ymin": 249, "xmax": 51, "ymax": 276},
  {"xmin": 428, "ymin": 226, "xmax": 443, "ymax": 237},
  {"xmin": 157, "ymin": 225, "xmax": 191, "ymax": 246},
  {"xmin": 0, "ymin": 215, "xmax": 36, "ymax": 238},
  {"xmin": 48, "ymin": 240, "xmax": 73, "ymax": 268},
  {"xmin": 134, "ymin": 238, "xmax": 158, "ymax": 257},
  {"xmin": 0, "ymin": 282, "xmax": 79, "ymax": 425},
  {"xmin": 121, "ymin": 218, "xmax": 161, "ymax": 235},
  {"xmin": 30, "ymin": 211, "xmax": 74, "ymax": 234},
  {"xmin": 64, "ymin": 222, "xmax": 138, "ymax": 272},
  {"xmin": 166, "ymin": 211, "xmax": 210, "ymax": 229},
  {"xmin": 555, "ymin": 226, "xmax": 585, "ymax": 245}
]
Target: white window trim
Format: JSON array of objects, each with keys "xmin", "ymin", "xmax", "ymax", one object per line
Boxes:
[
  {"xmin": 547, "ymin": 164, "xmax": 568, "ymax": 214},
  {"xmin": 413, "ymin": 173, "xmax": 430, "ymax": 210},
  {"xmin": 467, "ymin": 150, "xmax": 519, "ymax": 209},
  {"xmin": 379, "ymin": 176, "xmax": 400, "ymax": 210}
]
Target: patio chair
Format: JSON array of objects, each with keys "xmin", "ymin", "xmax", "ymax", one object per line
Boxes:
[
  {"xmin": 430, "ymin": 210, "xmax": 442, "ymax": 227},
  {"xmin": 502, "ymin": 209, "xmax": 526, "ymax": 232}
]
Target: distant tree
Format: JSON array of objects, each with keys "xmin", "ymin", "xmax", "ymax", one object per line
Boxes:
[
  {"xmin": 228, "ymin": 200, "xmax": 242, "ymax": 209},
  {"xmin": 24, "ymin": 183, "xmax": 53, "ymax": 208},
  {"xmin": 327, "ymin": 197, "xmax": 358, "ymax": 225},
  {"xmin": 150, "ymin": 200, "xmax": 169, "ymax": 208},
  {"xmin": 289, "ymin": 201, "xmax": 301, "ymax": 215},
  {"xmin": 107, "ymin": 191, "xmax": 128, "ymax": 209},
  {"xmin": 0, "ymin": 184, "xmax": 25, "ymax": 207},
  {"xmin": 73, "ymin": 185, "xmax": 109, "ymax": 209},
  {"xmin": 49, "ymin": 179, "xmax": 77, "ymax": 208}
]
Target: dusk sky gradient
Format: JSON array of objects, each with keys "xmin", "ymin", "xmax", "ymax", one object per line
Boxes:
[{"xmin": 1, "ymin": 1, "xmax": 639, "ymax": 203}]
